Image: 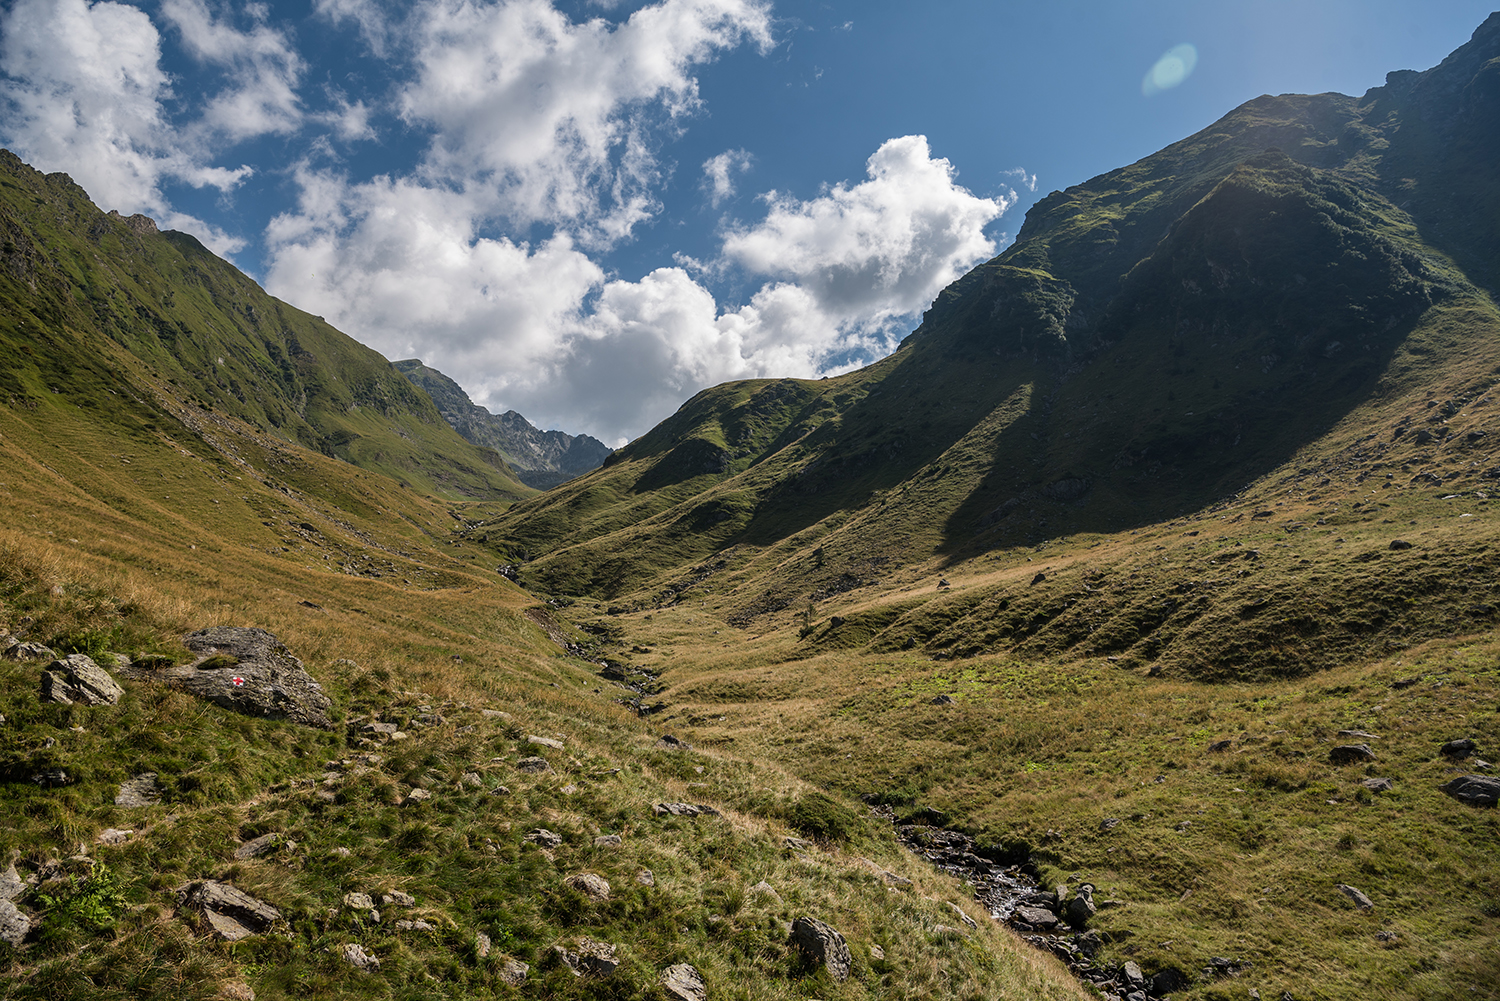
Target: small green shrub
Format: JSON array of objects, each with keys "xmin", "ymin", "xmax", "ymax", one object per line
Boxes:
[{"xmin": 788, "ymin": 791, "xmax": 859, "ymax": 843}]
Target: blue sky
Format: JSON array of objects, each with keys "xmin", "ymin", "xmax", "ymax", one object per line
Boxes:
[{"xmin": 2, "ymin": 0, "xmax": 1494, "ymax": 443}]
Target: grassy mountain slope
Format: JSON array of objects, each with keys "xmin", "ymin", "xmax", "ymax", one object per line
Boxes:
[
  {"xmin": 465, "ymin": 17, "xmax": 1500, "ymax": 1001},
  {"xmin": 0, "ymin": 158, "xmax": 1083, "ymax": 1001},
  {"xmin": 0, "ymin": 151, "xmax": 531, "ymax": 503}
]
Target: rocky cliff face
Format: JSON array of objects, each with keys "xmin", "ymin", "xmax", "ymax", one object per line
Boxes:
[{"xmin": 393, "ymin": 360, "xmax": 612, "ymax": 490}]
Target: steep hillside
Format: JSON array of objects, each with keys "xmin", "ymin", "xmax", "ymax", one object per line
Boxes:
[
  {"xmin": 0, "ymin": 151, "xmax": 532, "ymax": 503},
  {"xmin": 393, "ymin": 360, "xmax": 611, "ymax": 490}
]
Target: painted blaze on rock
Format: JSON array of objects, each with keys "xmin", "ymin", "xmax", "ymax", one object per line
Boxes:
[{"xmin": 123, "ymin": 627, "xmax": 332, "ymax": 728}]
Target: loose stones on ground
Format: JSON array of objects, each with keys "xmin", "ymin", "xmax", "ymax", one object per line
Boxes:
[
  {"xmin": 177, "ymin": 880, "xmax": 282, "ymax": 941},
  {"xmin": 661, "ymin": 963, "xmax": 708, "ymax": 1001}
]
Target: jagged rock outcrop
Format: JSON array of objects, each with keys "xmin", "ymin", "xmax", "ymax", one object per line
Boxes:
[
  {"xmin": 38, "ymin": 654, "xmax": 123, "ymax": 706},
  {"xmin": 789, "ymin": 916, "xmax": 851, "ymax": 982},
  {"xmin": 176, "ymin": 880, "xmax": 282, "ymax": 941},
  {"xmin": 394, "ymin": 359, "xmax": 611, "ymax": 489}
]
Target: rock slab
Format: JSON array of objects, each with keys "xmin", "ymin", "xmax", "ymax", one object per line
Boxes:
[
  {"xmin": 123, "ymin": 628, "xmax": 331, "ymax": 729},
  {"xmin": 0, "ymin": 899, "xmax": 29, "ymax": 947},
  {"xmin": 1440, "ymin": 774, "xmax": 1500, "ymax": 807},
  {"xmin": 177, "ymin": 880, "xmax": 282, "ymax": 941},
  {"xmin": 39, "ymin": 654, "xmax": 123, "ymax": 706},
  {"xmin": 116, "ymin": 773, "xmax": 161, "ymax": 807},
  {"xmin": 790, "ymin": 916, "xmax": 851, "ymax": 982},
  {"xmin": 661, "ymin": 963, "xmax": 708, "ymax": 1001}
]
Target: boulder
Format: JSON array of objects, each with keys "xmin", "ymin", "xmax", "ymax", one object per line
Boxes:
[
  {"xmin": 1336, "ymin": 883, "xmax": 1374, "ymax": 910},
  {"xmin": 555, "ymin": 937, "xmax": 619, "ymax": 977},
  {"xmin": 343, "ymin": 892, "xmax": 374, "ymax": 911},
  {"xmin": 1441, "ymin": 738, "xmax": 1479, "ymax": 759},
  {"xmin": 515, "ymin": 756, "xmax": 553, "ymax": 774},
  {"xmin": 527, "ymin": 735, "xmax": 565, "ymax": 750},
  {"xmin": 1011, "ymin": 905, "xmax": 1060, "ymax": 930},
  {"xmin": 524, "ymin": 828, "xmax": 563, "ymax": 848},
  {"xmin": 0, "ymin": 898, "xmax": 29, "ymax": 947},
  {"xmin": 122, "ymin": 628, "xmax": 331, "ymax": 728},
  {"xmin": 499, "ymin": 958, "xmax": 529, "ymax": 985},
  {"xmin": 653, "ymin": 803, "xmax": 720, "ymax": 818},
  {"xmin": 1440, "ymin": 774, "xmax": 1500, "ymax": 807},
  {"xmin": 636, "ymin": 869, "xmax": 655, "ymax": 886},
  {"xmin": 654, "ymin": 734, "xmax": 693, "ymax": 751},
  {"xmin": 593, "ymin": 834, "xmax": 623, "ymax": 848},
  {"xmin": 1360, "ymin": 777, "xmax": 1394, "ymax": 793},
  {"xmin": 2, "ymin": 640, "xmax": 55, "ymax": 662},
  {"xmin": 789, "ymin": 916, "xmax": 851, "ymax": 982},
  {"xmin": 1329, "ymin": 743, "xmax": 1376, "ymax": 765},
  {"xmin": 39, "ymin": 654, "xmax": 123, "ymax": 706},
  {"xmin": 1066, "ymin": 884, "xmax": 1097, "ymax": 927},
  {"xmin": 176, "ymin": 880, "xmax": 282, "ymax": 941},
  {"xmin": 339, "ymin": 943, "xmax": 380, "ymax": 970},
  {"xmin": 661, "ymin": 963, "xmax": 708, "ymax": 1001},
  {"xmin": 115, "ymin": 773, "xmax": 161, "ymax": 807},
  {"xmin": 564, "ymin": 873, "xmax": 611, "ymax": 901},
  {"xmin": 0, "ymin": 865, "xmax": 24, "ymax": 902},
  {"xmin": 381, "ymin": 891, "xmax": 415, "ymax": 908},
  {"xmin": 233, "ymin": 833, "xmax": 280, "ymax": 860},
  {"xmin": 394, "ymin": 919, "xmax": 435, "ymax": 932}
]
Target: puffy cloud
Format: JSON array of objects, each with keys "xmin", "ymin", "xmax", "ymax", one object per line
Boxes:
[
  {"xmin": 722, "ymin": 135, "xmax": 1007, "ymax": 325},
  {"xmin": 396, "ymin": 0, "xmax": 772, "ymax": 242},
  {"xmin": 160, "ymin": 0, "xmax": 305, "ymax": 141},
  {"xmin": 0, "ymin": 0, "xmax": 304, "ymax": 255},
  {"xmin": 702, "ymin": 148, "xmax": 753, "ymax": 207}
]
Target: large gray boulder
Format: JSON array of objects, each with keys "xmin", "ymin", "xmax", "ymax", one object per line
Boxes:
[
  {"xmin": 789, "ymin": 916, "xmax": 851, "ymax": 982},
  {"xmin": 39, "ymin": 654, "xmax": 123, "ymax": 706},
  {"xmin": 123, "ymin": 628, "xmax": 331, "ymax": 729},
  {"xmin": 176, "ymin": 880, "xmax": 282, "ymax": 941},
  {"xmin": 1440, "ymin": 775, "xmax": 1500, "ymax": 807}
]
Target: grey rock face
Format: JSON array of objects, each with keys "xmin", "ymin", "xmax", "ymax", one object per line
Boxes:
[
  {"xmin": 789, "ymin": 916, "xmax": 851, "ymax": 982},
  {"xmin": 0, "ymin": 898, "xmax": 29, "ymax": 947},
  {"xmin": 116, "ymin": 773, "xmax": 161, "ymax": 807},
  {"xmin": 39, "ymin": 654, "xmax": 124, "ymax": 706},
  {"xmin": 661, "ymin": 962, "xmax": 708, "ymax": 1001},
  {"xmin": 2, "ymin": 640, "xmax": 55, "ymax": 662},
  {"xmin": 177, "ymin": 880, "xmax": 282, "ymax": 941},
  {"xmin": 1440, "ymin": 774, "xmax": 1500, "ymax": 806},
  {"xmin": 121, "ymin": 628, "xmax": 331, "ymax": 728}
]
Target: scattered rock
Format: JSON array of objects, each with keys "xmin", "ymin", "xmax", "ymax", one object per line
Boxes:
[
  {"xmin": 527, "ymin": 735, "xmax": 565, "ymax": 750},
  {"xmin": 654, "ymin": 734, "xmax": 693, "ymax": 751},
  {"xmin": 177, "ymin": 880, "xmax": 282, "ymax": 941},
  {"xmin": 1388, "ymin": 539, "xmax": 1414, "ymax": 550},
  {"xmin": 524, "ymin": 828, "xmax": 563, "ymax": 848},
  {"xmin": 0, "ymin": 865, "xmax": 24, "ymax": 902},
  {"xmin": 1011, "ymin": 905, "xmax": 1060, "ymax": 931},
  {"xmin": 30, "ymin": 769, "xmax": 69, "ymax": 787},
  {"xmin": 1329, "ymin": 743, "xmax": 1376, "ymax": 765},
  {"xmin": 1441, "ymin": 738, "xmax": 1479, "ymax": 759},
  {"xmin": 515, "ymin": 756, "xmax": 553, "ymax": 773},
  {"xmin": 1336, "ymin": 884, "xmax": 1374, "ymax": 910},
  {"xmin": 1030, "ymin": 572, "xmax": 1047, "ymax": 585},
  {"xmin": 338, "ymin": 943, "xmax": 379, "ymax": 970},
  {"xmin": 636, "ymin": 869, "xmax": 655, "ymax": 886},
  {"xmin": 342, "ymin": 892, "xmax": 374, "ymax": 911},
  {"xmin": 869, "ymin": 944, "xmax": 885, "ymax": 960},
  {"xmin": 459, "ymin": 772, "xmax": 483, "ymax": 788},
  {"xmin": 1206, "ymin": 739, "xmax": 1231, "ymax": 752},
  {"xmin": 490, "ymin": 785, "xmax": 512, "ymax": 796},
  {"xmin": 2, "ymin": 640, "xmax": 55, "ymax": 662},
  {"xmin": 475, "ymin": 931, "xmax": 492, "ymax": 959},
  {"xmin": 218, "ymin": 980, "xmax": 255, "ymax": 1001},
  {"xmin": 748, "ymin": 880, "xmax": 781, "ymax": 902},
  {"xmin": 120, "ymin": 628, "xmax": 332, "ymax": 728},
  {"xmin": 97, "ymin": 828, "xmax": 134, "ymax": 846},
  {"xmin": 394, "ymin": 919, "xmax": 435, "ymax": 932},
  {"xmin": 233, "ymin": 833, "xmax": 280, "ymax": 860},
  {"xmin": 1360, "ymin": 777, "xmax": 1394, "ymax": 793},
  {"xmin": 932, "ymin": 923, "xmax": 967, "ymax": 937},
  {"xmin": 661, "ymin": 963, "xmax": 708, "ymax": 1001},
  {"xmin": 0, "ymin": 899, "xmax": 30, "ymax": 947},
  {"xmin": 1099, "ymin": 817, "xmax": 1122, "ymax": 832},
  {"xmin": 789, "ymin": 916, "xmax": 851, "ymax": 982},
  {"xmin": 946, "ymin": 900, "xmax": 978, "ymax": 928},
  {"xmin": 565, "ymin": 873, "xmax": 611, "ymax": 901},
  {"xmin": 1123, "ymin": 960, "xmax": 1145, "ymax": 986},
  {"xmin": 930, "ymin": 694, "xmax": 956, "ymax": 705},
  {"xmin": 1440, "ymin": 774, "xmax": 1500, "ymax": 807},
  {"xmin": 1152, "ymin": 967, "xmax": 1193, "ymax": 995},
  {"xmin": 653, "ymin": 803, "xmax": 720, "ymax": 818},
  {"xmin": 593, "ymin": 834, "xmax": 623, "ymax": 848},
  {"xmin": 1066, "ymin": 884, "xmax": 1097, "ymax": 927},
  {"xmin": 403, "ymin": 788, "xmax": 431, "ymax": 805},
  {"xmin": 555, "ymin": 937, "xmax": 620, "ymax": 977},
  {"xmin": 39, "ymin": 654, "xmax": 124, "ymax": 706},
  {"xmin": 1337, "ymin": 730, "xmax": 1380, "ymax": 740},
  {"xmin": 381, "ymin": 891, "xmax": 415, "ymax": 908},
  {"xmin": 480, "ymin": 709, "xmax": 513, "ymax": 721},
  {"xmin": 116, "ymin": 773, "xmax": 161, "ymax": 807},
  {"xmin": 498, "ymin": 958, "xmax": 529, "ymax": 985}
]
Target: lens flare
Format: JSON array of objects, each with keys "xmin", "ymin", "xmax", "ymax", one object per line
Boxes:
[{"xmin": 1142, "ymin": 43, "xmax": 1199, "ymax": 96}]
